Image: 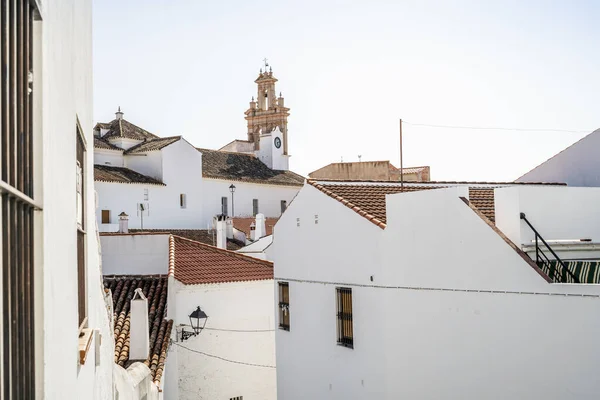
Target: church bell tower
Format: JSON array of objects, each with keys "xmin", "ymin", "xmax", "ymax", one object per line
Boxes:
[{"xmin": 244, "ymin": 62, "xmax": 290, "ymax": 155}]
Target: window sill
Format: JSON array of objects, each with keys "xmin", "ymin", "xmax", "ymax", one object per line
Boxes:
[{"xmin": 79, "ymin": 328, "xmax": 93, "ymax": 365}]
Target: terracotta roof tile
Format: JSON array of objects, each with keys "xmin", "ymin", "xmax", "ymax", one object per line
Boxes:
[
  {"xmin": 103, "ymin": 275, "xmax": 173, "ymax": 385},
  {"xmin": 198, "ymin": 148, "xmax": 305, "ymax": 186},
  {"xmin": 129, "ymin": 229, "xmax": 245, "ymax": 251},
  {"xmin": 96, "ymin": 119, "xmax": 160, "ymax": 141},
  {"xmin": 94, "ymin": 137, "xmax": 123, "ymax": 151},
  {"xmin": 308, "ymin": 180, "xmax": 516, "ymax": 228},
  {"xmin": 170, "ymin": 235, "xmax": 273, "ymax": 285},
  {"xmin": 94, "ymin": 165, "xmax": 165, "ymax": 186},
  {"xmin": 232, "ymin": 217, "xmax": 279, "ymax": 237},
  {"xmin": 124, "ymin": 136, "xmax": 182, "ymax": 154}
]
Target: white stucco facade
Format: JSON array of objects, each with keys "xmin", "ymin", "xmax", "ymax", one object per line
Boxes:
[
  {"xmin": 203, "ymin": 179, "xmax": 299, "ymax": 220},
  {"xmin": 271, "ymin": 183, "xmax": 600, "ymax": 399},
  {"xmin": 173, "ymin": 280, "xmax": 277, "ymax": 400},
  {"xmin": 34, "ymin": 1, "xmax": 114, "ymax": 398},
  {"xmin": 517, "ymin": 128, "xmax": 600, "ymax": 186}
]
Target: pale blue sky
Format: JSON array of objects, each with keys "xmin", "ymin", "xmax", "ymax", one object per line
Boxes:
[{"xmin": 93, "ymin": 0, "xmax": 600, "ymax": 181}]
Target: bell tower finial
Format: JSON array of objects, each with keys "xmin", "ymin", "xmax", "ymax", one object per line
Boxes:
[{"xmin": 115, "ymin": 106, "xmax": 124, "ymax": 120}]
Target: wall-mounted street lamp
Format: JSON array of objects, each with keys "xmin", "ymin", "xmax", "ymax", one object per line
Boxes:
[
  {"xmin": 229, "ymin": 184, "xmax": 236, "ymax": 217},
  {"xmin": 181, "ymin": 306, "xmax": 208, "ymax": 341}
]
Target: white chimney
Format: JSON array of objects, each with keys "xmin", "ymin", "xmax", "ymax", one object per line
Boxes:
[
  {"xmin": 249, "ymin": 221, "xmax": 256, "ymax": 241},
  {"xmin": 226, "ymin": 218, "xmax": 234, "ymax": 239},
  {"xmin": 115, "ymin": 106, "xmax": 124, "ymax": 120},
  {"xmin": 118, "ymin": 212, "xmax": 129, "ymax": 233},
  {"xmin": 255, "ymin": 213, "xmax": 266, "ymax": 239},
  {"xmin": 215, "ymin": 214, "xmax": 227, "ymax": 249},
  {"xmin": 129, "ymin": 288, "xmax": 149, "ymax": 361}
]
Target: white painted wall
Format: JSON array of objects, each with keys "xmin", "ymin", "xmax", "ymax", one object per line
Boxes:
[
  {"xmin": 126, "ymin": 151, "xmax": 163, "ymax": 182},
  {"xmin": 272, "ymin": 184, "xmax": 600, "ymax": 400},
  {"xmin": 38, "ymin": 1, "xmax": 114, "ymax": 398},
  {"xmin": 496, "ymin": 186, "xmax": 600, "ymax": 247},
  {"xmin": 516, "ymin": 129, "xmax": 600, "ymax": 186},
  {"xmin": 174, "ymin": 279, "xmax": 276, "ymax": 400},
  {"xmin": 94, "ymin": 148, "xmax": 124, "ymax": 166},
  {"xmin": 95, "ymin": 182, "xmax": 170, "ymax": 230},
  {"xmin": 202, "ymin": 179, "xmax": 299, "ymax": 222},
  {"xmin": 100, "ymin": 235, "xmax": 170, "ymax": 276}
]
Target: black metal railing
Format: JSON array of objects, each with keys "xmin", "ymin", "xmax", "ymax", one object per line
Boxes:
[{"xmin": 520, "ymin": 213, "xmax": 579, "ymax": 283}]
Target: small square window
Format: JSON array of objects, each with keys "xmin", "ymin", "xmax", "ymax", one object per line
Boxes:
[{"xmin": 101, "ymin": 210, "xmax": 111, "ymax": 224}]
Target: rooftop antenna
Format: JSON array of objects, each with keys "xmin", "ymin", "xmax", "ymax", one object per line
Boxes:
[{"xmin": 399, "ymin": 118, "xmax": 404, "ymax": 190}]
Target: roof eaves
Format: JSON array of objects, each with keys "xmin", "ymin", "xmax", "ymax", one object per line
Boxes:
[
  {"xmin": 172, "ymin": 234, "xmax": 274, "ymax": 266},
  {"xmin": 168, "ymin": 235, "xmax": 175, "ymax": 278},
  {"xmin": 307, "ymin": 180, "xmax": 387, "ymax": 229}
]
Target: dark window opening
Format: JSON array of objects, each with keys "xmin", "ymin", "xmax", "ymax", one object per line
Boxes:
[
  {"xmin": 101, "ymin": 209, "xmax": 110, "ymax": 224},
  {"xmin": 280, "ymin": 200, "xmax": 287, "ymax": 214},
  {"xmin": 221, "ymin": 196, "xmax": 228, "ymax": 216},
  {"xmin": 278, "ymin": 282, "xmax": 290, "ymax": 331},
  {"xmin": 252, "ymin": 198, "xmax": 259, "ymax": 216}
]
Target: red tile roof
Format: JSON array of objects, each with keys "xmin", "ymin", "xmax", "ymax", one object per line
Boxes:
[
  {"xmin": 94, "ymin": 165, "xmax": 165, "ymax": 186},
  {"xmin": 232, "ymin": 217, "xmax": 279, "ymax": 237},
  {"xmin": 169, "ymin": 235, "xmax": 273, "ymax": 285},
  {"xmin": 103, "ymin": 275, "xmax": 173, "ymax": 385},
  {"xmin": 307, "ymin": 180, "xmax": 541, "ymax": 228}
]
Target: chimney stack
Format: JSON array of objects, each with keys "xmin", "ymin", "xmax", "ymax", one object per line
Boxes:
[
  {"xmin": 115, "ymin": 106, "xmax": 124, "ymax": 120},
  {"xmin": 129, "ymin": 288, "xmax": 149, "ymax": 360},
  {"xmin": 249, "ymin": 221, "xmax": 256, "ymax": 241},
  {"xmin": 118, "ymin": 212, "xmax": 129, "ymax": 233},
  {"xmin": 255, "ymin": 213, "xmax": 266, "ymax": 239},
  {"xmin": 226, "ymin": 218, "xmax": 233, "ymax": 239},
  {"xmin": 215, "ymin": 214, "xmax": 227, "ymax": 249}
]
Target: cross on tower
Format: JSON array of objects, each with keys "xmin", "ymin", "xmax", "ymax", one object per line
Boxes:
[{"xmin": 263, "ymin": 58, "xmax": 269, "ymax": 70}]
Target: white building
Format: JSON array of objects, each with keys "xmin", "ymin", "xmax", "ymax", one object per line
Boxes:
[
  {"xmin": 101, "ymin": 230, "xmax": 277, "ymax": 400},
  {"xmin": 271, "ymin": 179, "xmax": 600, "ymax": 399},
  {"xmin": 94, "ymin": 67, "xmax": 304, "ymax": 233},
  {"xmin": 517, "ymin": 127, "xmax": 600, "ymax": 186},
  {"xmin": 0, "ymin": 1, "xmax": 115, "ymax": 398}
]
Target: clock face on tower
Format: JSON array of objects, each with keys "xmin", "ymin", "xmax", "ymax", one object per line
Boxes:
[{"xmin": 274, "ymin": 137, "xmax": 282, "ymax": 149}]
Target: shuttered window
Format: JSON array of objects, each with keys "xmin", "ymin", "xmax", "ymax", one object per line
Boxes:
[
  {"xmin": 221, "ymin": 196, "xmax": 228, "ymax": 216},
  {"xmin": 101, "ymin": 209, "xmax": 110, "ymax": 224},
  {"xmin": 336, "ymin": 288, "xmax": 353, "ymax": 348},
  {"xmin": 278, "ymin": 282, "xmax": 290, "ymax": 331},
  {"xmin": 76, "ymin": 126, "xmax": 87, "ymax": 329},
  {"xmin": 1, "ymin": 1, "xmax": 37, "ymax": 397}
]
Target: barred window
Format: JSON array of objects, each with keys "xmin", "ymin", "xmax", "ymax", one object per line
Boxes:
[
  {"xmin": 1, "ymin": 0, "xmax": 38, "ymax": 397},
  {"xmin": 278, "ymin": 282, "xmax": 290, "ymax": 331},
  {"xmin": 336, "ymin": 287, "xmax": 353, "ymax": 348}
]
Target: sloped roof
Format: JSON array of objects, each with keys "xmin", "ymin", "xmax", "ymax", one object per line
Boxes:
[
  {"xmin": 95, "ymin": 119, "xmax": 160, "ymax": 141},
  {"xmin": 232, "ymin": 217, "xmax": 279, "ymax": 237},
  {"xmin": 469, "ymin": 188, "xmax": 495, "ymax": 223},
  {"xmin": 129, "ymin": 229, "xmax": 245, "ymax": 251},
  {"xmin": 103, "ymin": 275, "xmax": 173, "ymax": 385},
  {"xmin": 125, "ymin": 136, "xmax": 182, "ymax": 154},
  {"xmin": 198, "ymin": 148, "xmax": 305, "ymax": 186},
  {"xmin": 169, "ymin": 235, "xmax": 273, "ymax": 285},
  {"xmin": 94, "ymin": 165, "xmax": 165, "ymax": 186},
  {"xmin": 94, "ymin": 137, "xmax": 123, "ymax": 151}
]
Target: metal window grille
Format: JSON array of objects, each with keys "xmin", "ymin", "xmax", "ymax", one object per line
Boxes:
[
  {"xmin": 280, "ymin": 200, "xmax": 287, "ymax": 214},
  {"xmin": 1, "ymin": 1, "xmax": 37, "ymax": 397},
  {"xmin": 278, "ymin": 282, "xmax": 290, "ymax": 331},
  {"xmin": 252, "ymin": 198, "xmax": 258, "ymax": 216},
  {"xmin": 76, "ymin": 127, "xmax": 87, "ymax": 328},
  {"xmin": 230, "ymin": 397, "xmax": 243, "ymax": 400},
  {"xmin": 101, "ymin": 209, "xmax": 110, "ymax": 224},
  {"xmin": 336, "ymin": 287, "xmax": 353, "ymax": 348},
  {"xmin": 221, "ymin": 196, "xmax": 228, "ymax": 216}
]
